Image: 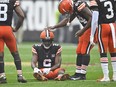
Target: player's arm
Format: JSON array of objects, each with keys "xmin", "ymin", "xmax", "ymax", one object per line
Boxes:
[
  {"xmin": 31, "ymin": 46, "xmax": 38, "ymax": 69},
  {"xmin": 13, "ymin": 5, "xmax": 25, "ymax": 32},
  {"xmin": 31, "ymin": 46, "xmax": 42, "ymax": 74},
  {"xmin": 31, "ymin": 53, "xmax": 38, "ymax": 69},
  {"xmin": 50, "ymin": 47, "xmax": 62, "ymax": 71},
  {"xmin": 48, "ymin": 14, "xmax": 74, "ymax": 30},
  {"xmin": 80, "ymin": 7, "xmax": 92, "ymax": 32},
  {"xmin": 49, "ymin": 17, "xmax": 69, "ymax": 30},
  {"xmin": 90, "ymin": 10, "xmax": 99, "ymax": 45},
  {"xmin": 75, "ymin": 6, "xmax": 92, "ymax": 37}
]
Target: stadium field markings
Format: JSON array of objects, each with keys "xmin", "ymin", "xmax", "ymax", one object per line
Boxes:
[{"xmin": 5, "ymin": 62, "xmax": 100, "ymax": 67}]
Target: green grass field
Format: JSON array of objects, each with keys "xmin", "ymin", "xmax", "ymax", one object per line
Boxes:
[{"xmin": 1, "ymin": 42, "xmax": 116, "ymax": 87}]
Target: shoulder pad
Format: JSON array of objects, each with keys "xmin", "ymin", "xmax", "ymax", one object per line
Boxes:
[
  {"xmin": 33, "ymin": 44, "xmax": 41, "ymax": 47},
  {"xmin": 52, "ymin": 44, "xmax": 60, "ymax": 47},
  {"xmin": 75, "ymin": 1, "xmax": 85, "ymax": 6},
  {"xmin": 74, "ymin": 1, "xmax": 87, "ymax": 11}
]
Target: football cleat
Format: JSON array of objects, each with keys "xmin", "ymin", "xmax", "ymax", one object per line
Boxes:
[
  {"xmin": 0, "ymin": 75, "xmax": 7, "ymax": 84},
  {"xmin": 97, "ymin": 77, "xmax": 110, "ymax": 82},
  {"xmin": 33, "ymin": 73, "xmax": 48, "ymax": 81},
  {"xmin": 54, "ymin": 74, "xmax": 70, "ymax": 81},
  {"xmin": 69, "ymin": 73, "xmax": 86, "ymax": 80},
  {"xmin": 17, "ymin": 75, "xmax": 27, "ymax": 83}
]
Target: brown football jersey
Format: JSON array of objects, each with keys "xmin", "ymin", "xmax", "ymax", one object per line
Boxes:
[{"xmin": 0, "ymin": 0, "xmax": 16, "ymax": 25}]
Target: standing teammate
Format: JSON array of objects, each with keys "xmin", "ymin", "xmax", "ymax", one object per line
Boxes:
[
  {"xmin": 0, "ymin": 0, "xmax": 27, "ymax": 83},
  {"xmin": 95, "ymin": 0, "xmax": 116, "ymax": 82},
  {"xmin": 48, "ymin": 0, "xmax": 97, "ymax": 80},
  {"xmin": 31, "ymin": 30, "xmax": 69, "ymax": 81}
]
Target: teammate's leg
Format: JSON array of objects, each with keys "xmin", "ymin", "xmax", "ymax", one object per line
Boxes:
[
  {"xmin": 4, "ymin": 26, "xmax": 27, "ymax": 83},
  {"xmin": 97, "ymin": 24, "xmax": 110, "ymax": 82}
]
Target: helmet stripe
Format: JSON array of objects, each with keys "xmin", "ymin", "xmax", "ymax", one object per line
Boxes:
[{"xmin": 46, "ymin": 30, "xmax": 50, "ymax": 39}]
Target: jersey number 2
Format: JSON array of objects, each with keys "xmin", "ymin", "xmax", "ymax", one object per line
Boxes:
[
  {"xmin": 43, "ymin": 59, "xmax": 51, "ymax": 67},
  {"xmin": 0, "ymin": 4, "xmax": 8, "ymax": 21},
  {"xmin": 104, "ymin": 1, "xmax": 114, "ymax": 19}
]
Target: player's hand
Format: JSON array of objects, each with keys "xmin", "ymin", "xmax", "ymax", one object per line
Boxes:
[
  {"xmin": 42, "ymin": 68, "xmax": 51, "ymax": 75},
  {"xmin": 12, "ymin": 27, "xmax": 17, "ymax": 32},
  {"xmin": 90, "ymin": 36, "xmax": 95, "ymax": 46},
  {"xmin": 34, "ymin": 67, "xmax": 42, "ymax": 73},
  {"xmin": 14, "ymin": 0, "xmax": 20, "ymax": 6},
  {"xmin": 46, "ymin": 26, "xmax": 56, "ymax": 32},
  {"xmin": 75, "ymin": 29, "xmax": 84, "ymax": 37}
]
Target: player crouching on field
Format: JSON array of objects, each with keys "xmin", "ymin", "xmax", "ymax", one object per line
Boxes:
[{"xmin": 31, "ymin": 29, "xmax": 69, "ymax": 81}]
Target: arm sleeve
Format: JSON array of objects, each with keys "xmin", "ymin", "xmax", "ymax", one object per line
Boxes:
[{"xmin": 90, "ymin": 11, "xmax": 99, "ymax": 37}]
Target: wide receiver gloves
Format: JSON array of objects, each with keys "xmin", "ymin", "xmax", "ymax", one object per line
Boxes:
[{"xmin": 33, "ymin": 67, "xmax": 51, "ymax": 75}]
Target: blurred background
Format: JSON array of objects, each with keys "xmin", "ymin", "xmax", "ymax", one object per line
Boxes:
[{"xmin": 13, "ymin": 0, "xmax": 87, "ymax": 44}]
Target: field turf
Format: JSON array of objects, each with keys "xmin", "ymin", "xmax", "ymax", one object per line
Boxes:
[{"xmin": 1, "ymin": 42, "xmax": 116, "ymax": 87}]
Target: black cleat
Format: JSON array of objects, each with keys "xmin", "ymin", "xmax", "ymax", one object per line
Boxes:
[
  {"xmin": 69, "ymin": 73, "xmax": 81, "ymax": 80},
  {"xmin": 69, "ymin": 73, "xmax": 86, "ymax": 80},
  {"xmin": 79, "ymin": 74, "xmax": 86, "ymax": 80},
  {"xmin": 0, "ymin": 76, "xmax": 7, "ymax": 84},
  {"xmin": 17, "ymin": 75, "xmax": 27, "ymax": 83}
]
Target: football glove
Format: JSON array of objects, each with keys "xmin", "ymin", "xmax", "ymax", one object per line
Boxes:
[
  {"xmin": 34, "ymin": 67, "xmax": 42, "ymax": 74},
  {"xmin": 43, "ymin": 68, "xmax": 51, "ymax": 75}
]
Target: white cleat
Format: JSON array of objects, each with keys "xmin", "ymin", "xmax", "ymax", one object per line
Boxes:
[{"xmin": 97, "ymin": 77, "xmax": 110, "ymax": 82}]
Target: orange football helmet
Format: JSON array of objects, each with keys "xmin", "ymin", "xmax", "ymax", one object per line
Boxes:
[
  {"xmin": 58, "ymin": 0, "xmax": 73, "ymax": 15},
  {"xmin": 40, "ymin": 30, "xmax": 54, "ymax": 49},
  {"xmin": 40, "ymin": 30, "xmax": 54, "ymax": 40}
]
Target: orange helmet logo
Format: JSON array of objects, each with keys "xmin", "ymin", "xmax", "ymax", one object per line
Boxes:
[
  {"xmin": 58, "ymin": 0, "xmax": 73, "ymax": 15},
  {"xmin": 40, "ymin": 30, "xmax": 54, "ymax": 40}
]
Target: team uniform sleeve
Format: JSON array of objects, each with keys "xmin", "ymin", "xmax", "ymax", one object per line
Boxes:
[
  {"xmin": 76, "ymin": 1, "xmax": 87, "ymax": 12},
  {"xmin": 32, "ymin": 45, "xmax": 38, "ymax": 55},
  {"xmin": 90, "ymin": 10, "xmax": 99, "ymax": 37},
  {"xmin": 56, "ymin": 45, "xmax": 62, "ymax": 55}
]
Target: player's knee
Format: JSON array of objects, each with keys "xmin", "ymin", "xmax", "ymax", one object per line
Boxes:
[{"xmin": 58, "ymin": 68, "xmax": 65, "ymax": 74}]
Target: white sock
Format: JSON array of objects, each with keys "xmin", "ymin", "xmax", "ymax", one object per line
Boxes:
[
  {"xmin": 111, "ymin": 62, "xmax": 116, "ymax": 78},
  {"xmin": 75, "ymin": 69, "xmax": 81, "ymax": 73},
  {"xmin": 81, "ymin": 69, "xmax": 86, "ymax": 74},
  {"xmin": 101, "ymin": 63, "xmax": 109, "ymax": 78},
  {"xmin": 0, "ymin": 73, "xmax": 5, "ymax": 77}
]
